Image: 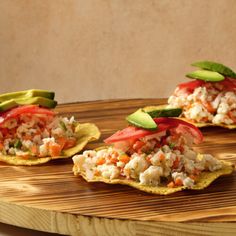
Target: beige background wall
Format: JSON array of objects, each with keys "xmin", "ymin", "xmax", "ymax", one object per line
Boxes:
[{"xmin": 1, "ymin": 0, "xmax": 236, "ymax": 103}]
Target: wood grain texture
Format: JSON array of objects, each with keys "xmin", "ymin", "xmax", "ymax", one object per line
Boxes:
[{"xmin": 0, "ymin": 99, "xmax": 235, "ymax": 235}]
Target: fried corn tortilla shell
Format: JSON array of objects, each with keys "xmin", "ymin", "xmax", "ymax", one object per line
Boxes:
[
  {"xmin": 143, "ymin": 105, "xmax": 236, "ymax": 129},
  {"xmin": 179, "ymin": 117, "xmax": 236, "ymax": 129},
  {"xmin": 73, "ymin": 154, "xmax": 234, "ymax": 195},
  {"xmin": 0, "ymin": 123, "xmax": 100, "ymax": 166}
]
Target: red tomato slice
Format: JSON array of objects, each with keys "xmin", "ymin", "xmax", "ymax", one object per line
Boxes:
[
  {"xmin": 153, "ymin": 117, "xmax": 203, "ymax": 144},
  {"xmin": 220, "ymin": 77, "xmax": 236, "ymax": 91},
  {"xmin": 104, "ymin": 126, "xmax": 155, "ymax": 144},
  {"xmin": 104, "ymin": 118, "xmax": 200, "ymax": 144},
  {"xmin": 105, "ymin": 118, "xmax": 203, "ymax": 145},
  {"xmin": 177, "ymin": 80, "xmax": 205, "ymax": 94},
  {"xmin": 0, "ymin": 105, "xmax": 55, "ymax": 125},
  {"xmin": 177, "ymin": 78, "xmax": 236, "ymax": 93}
]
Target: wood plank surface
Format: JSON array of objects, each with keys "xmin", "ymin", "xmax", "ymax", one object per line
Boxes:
[{"xmin": 0, "ymin": 99, "xmax": 235, "ymax": 236}]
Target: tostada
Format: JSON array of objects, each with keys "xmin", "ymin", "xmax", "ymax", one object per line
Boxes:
[
  {"xmin": 0, "ymin": 89, "xmax": 100, "ymax": 165},
  {"xmin": 73, "ymin": 110, "xmax": 233, "ymax": 195},
  {"xmin": 167, "ymin": 61, "xmax": 236, "ymax": 128}
]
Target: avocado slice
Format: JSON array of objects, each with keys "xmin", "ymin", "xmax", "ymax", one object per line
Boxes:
[
  {"xmin": 126, "ymin": 109, "xmax": 157, "ymax": 130},
  {"xmin": 143, "ymin": 105, "xmax": 182, "ymax": 118},
  {"xmin": 15, "ymin": 97, "xmax": 57, "ymax": 108},
  {"xmin": 0, "ymin": 99, "xmax": 18, "ymax": 112},
  {"xmin": 186, "ymin": 70, "xmax": 225, "ymax": 82},
  {"xmin": 0, "ymin": 97, "xmax": 57, "ymax": 112},
  {"xmin": 0, "ymin": 89, "xmax": 55, "ymax": 103},
  {"xmin": 192, "ymin": 61, "xmax": 236, "ymax": 78}
]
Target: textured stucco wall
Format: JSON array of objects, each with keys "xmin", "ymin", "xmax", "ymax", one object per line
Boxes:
[{"xmin": 1, "ymin": 0, "xmax": 236, "ymax": 103}]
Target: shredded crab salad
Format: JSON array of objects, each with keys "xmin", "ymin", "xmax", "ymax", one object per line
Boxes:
[
  {"xmin": 0, "ymin": 105, "xmax": 77, "ymax": 158},
  {"xmin": 73, "ymin": 118, "xmax": 223, "ymax": 189},
  {"xmin": 168, "ymin": 78, "xmax": 236, "ymax": 125}
]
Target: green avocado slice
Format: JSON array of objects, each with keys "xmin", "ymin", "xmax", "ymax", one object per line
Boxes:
[
  {"xmin": 0, "ymin": 100, "xmax": 18, "ymax": 112},
  {"xmin": 15, "ymin": 97, "xmax": 57, "ymax": 108},
  {"xmin": 0, "ymin": 97, "xmax": 57, "ymax": 112},
  {"xmin": 0, "ymin": 89, "xmax": 55, "ymax": 103},
  {"xmin": 186, "ymin": 70, "xmax": 225, "ymax": 82},
  {"xmin": 143, "ymin": 105, "xmax": 182, "ymax": 118},
  {"xmin": 126, "ymin": 109, "xmax": 157, "ymax": 130},
  {"xmin": 192, "ymin": 61, "xmax": 236, "ymax": 78}
]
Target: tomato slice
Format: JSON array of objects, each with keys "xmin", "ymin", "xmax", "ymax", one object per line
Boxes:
[
  {"xmin": 153, "ymin": 117, "xmax": 203, "ymax": 144},
  {"xmin": 0, "ymin": 105, "xmax": 55, "ymax": 125},
  {"xmin": 105, "ymin": 117, "xmax": 203, "ymax": 144},
  {"xmin": 177, "ymin": 78, "xmax": 236, "ymax": 93},
  {"xmin": 177, "ymin": 80, "xmax": 205, "ymax": 94},
  {"xmin": 104, "ymin": 126, "xmax": 155, "ymax": 144},
  {"xmin": 105, "ymin": 117, "xmax": 203, "ymax": 145},
  {"xmin": 220, "ymin": 77, "xmax": 236, "ymax": 91}
]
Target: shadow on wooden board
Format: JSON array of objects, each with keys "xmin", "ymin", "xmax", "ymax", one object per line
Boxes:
[{"xmin": 0, "ymin": 223, "xmax": 66, "ymax": 236}]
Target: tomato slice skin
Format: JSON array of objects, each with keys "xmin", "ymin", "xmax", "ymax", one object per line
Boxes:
[
  {"xmin": 177, "ymin": 80, "xmax": 205, "ymax": 94},
  {"xmin": 220, "ymin": 77, "xmax": 236, "ymax": 91},
  {"xmin": 105, "ymin": 118, "xmax": 203, "ymax": 145},
  {"xmin": 177, "ymin": 78, "xmax": 236, "ymax": 94},
  {"xmin": 153, "ymin": 117, "xmax": 203, "ymax": 144},
  {"xmin": 104, "ymin": 122, "xmax": 180, "ymax": 144},
  {"xmin": 104, "ymin": 126, "xmax": 154, "ymax": 144},
  {"xmin": 0, "ymin": 105, "xmax": 55, "ymax": 125}
]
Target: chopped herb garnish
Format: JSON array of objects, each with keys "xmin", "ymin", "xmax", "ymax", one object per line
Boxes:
[
  {"xmin": 59, "ymin": 121, "xmax": 67, "ymax": 131},
  {"xmin": 169, "ymin": 143, "xmax": 175, "ymax": 149},
  {"xmin": 14, "ymin": 140, "xmax": 22, "ymax": 149}
]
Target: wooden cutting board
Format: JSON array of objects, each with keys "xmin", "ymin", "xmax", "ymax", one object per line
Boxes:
[{"xmin": 0, "ymin": 99, "xmax": 236, "ymax": 236}]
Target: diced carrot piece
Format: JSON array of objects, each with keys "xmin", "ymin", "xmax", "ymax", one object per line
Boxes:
[
  {"xmin": 96, "ymin": 157, "xmax": 106, "ymax": 165},
  {"xmin": 204, "ymin": 102, "xmax": 216, "ymax": 113},
  {"xmin": 31, "ymin": 145, "xmax": 38, "ymax": 155},
  {"xmin": 189, "ymin": 174, "xmax": 197, "ymax": 181},
  {"xmin": 186, "ymin": 104, "xmax": 192, "ymax": 110},
  {"xmin": 0, "ymin": 143, "xmax": 4, "ymax": 151},
  {"xmin": 172, "ymin": 157, "xmax": 180, "ymax": 169},
  {"xmin": 35, "ymin": 130, "xmax": 41, "ymax": 135},
  {"xmin": 201, "ymin": 117, "xmax": 209, "ymax": 123},
  {"xmin": 189, "ymin": 119, "xmax": 195, "ymax": 123},
  {"xmin": 174, "ymin": 178, "xmax": 183, "ymax": 186},
  {"xmin": 17, "ymin": 154, "xmax": 31, "ymax": 159},
  {"xmin": 64, "ymin": 137, "xmax": 76, "ymax": 149},
  {"xmin": 107, "ymin": 151, "xmax": 118, "ymax": 164},
  {"xmin": 167, "ymin": 181, "xmax": 175, "ymax": 188},
  {"xmin": 94, "ymin": 169, "xmax": 100, "ymax": 176},
  {"xmin": 56, "ymin": 137, "xmax": 67, "ymax": 149},
  {"xmin": 119, "ymin": 154, "xmax": 130, "ymax": 164},
  {"xmin": 23, "ymin": 135, "xmax": 32, "ymax": 141},
  {"xmin": 49, "ymin": 143, "xmax": 62, "ymax": 157},
  {"xmin": 110, "ymin": 156, "xmax": 118, "ymax": 164},
  {"xmin": 159, "ymin": 153, "xmax": 165, "ymax": 161},
  {"xmin": 146, "ymin": 155, "xmax": 152, "ymax": 163}
]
